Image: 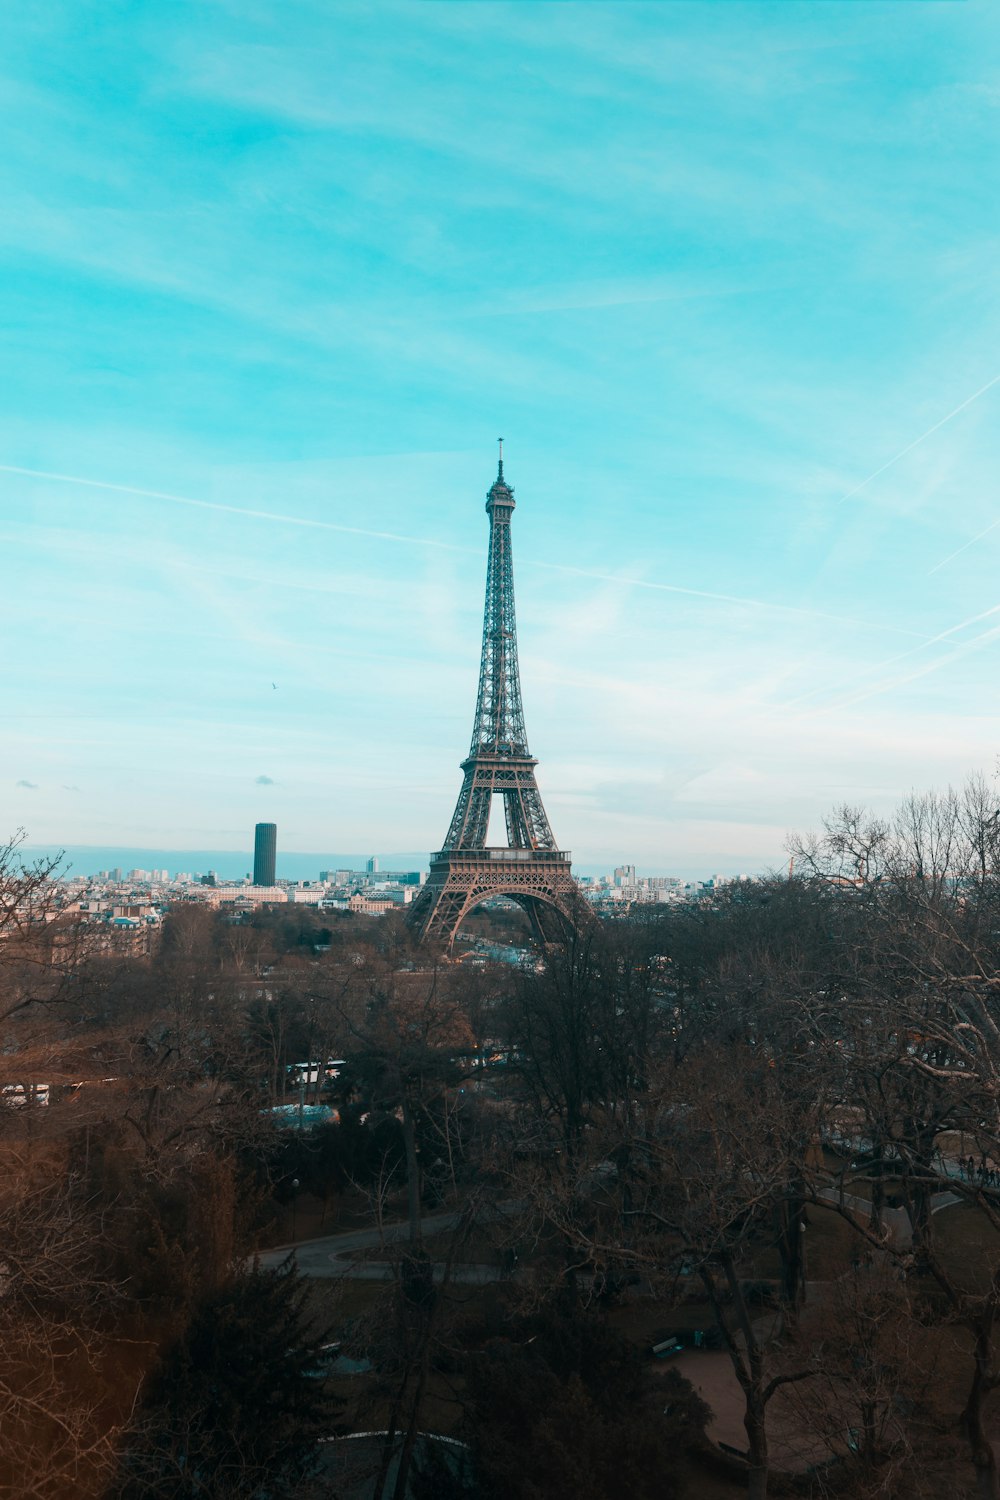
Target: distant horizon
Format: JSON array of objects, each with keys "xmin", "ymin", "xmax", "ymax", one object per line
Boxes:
[{"xmin": 19, "ymin": 843, "xmax": 761, "ymax": 885}]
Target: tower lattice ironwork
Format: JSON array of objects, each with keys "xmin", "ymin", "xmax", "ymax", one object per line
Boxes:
[{"xmin": 408, "ymin": 445, "xmax": 584, "ymax": 947}]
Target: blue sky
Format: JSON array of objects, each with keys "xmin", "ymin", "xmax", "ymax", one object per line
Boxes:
[{"xmin": 3, "ymin": 0, "xmax": 1000, "ymax": 876}]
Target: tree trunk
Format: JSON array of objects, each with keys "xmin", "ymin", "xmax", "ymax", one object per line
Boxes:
[
  {"xmin": 904, "ymin": 1124, "xmax": 936, "ymax": 1256},
  {"xmin": 747, "ymin": 1461, "xmax": 769, "ymax": 1500},
  {"xmin": 743, "ymin": 1361, "xmax": 770, "ymax": 1500},
  {"xmin": 775, "ymin": 1186, "xmax": 806, "ymax": 1323},
  {"xmin": 375, "ymin": 1393, "xmax": 403, "ymax": 1500},
  {"xmin": 961, "ymin": 1334, "xmax": 1000, "ymax": 1500},
  {"xmin": 714, "ymin": 1255, "xmax": 771, "ymax": 1500},
  {"xmin": 402, "ymin": 1092, "xmax": 422, "ymax": 1247},
  {"xmin": 392, "ymin": 1325, "xmax": 432, "ymax": 1500},
  {"xmin": 908, "ymin": 1178, "xmax": 932, "ymax": 1254},
  {"xmin": 870, "ymin": 1141, "xmax": 885, "ymax": 1234}
]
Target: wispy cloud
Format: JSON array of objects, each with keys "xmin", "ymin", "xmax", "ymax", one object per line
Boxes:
[
  {"xmin": 255, "ymin": 774, "xmax": 275, "ymax": 785},
  {"xmin": 16, "ymin": 779, "xmax": 38, "ymax": 790}
]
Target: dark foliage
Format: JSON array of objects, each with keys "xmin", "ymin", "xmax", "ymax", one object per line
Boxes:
[
  {"xmin": 459, "ymin": 1311, "xmax": 708, "ymax": 1500},
  {"xmin": 110, "ymin": 1259, "xmax": 342, "ymax": 1499}
]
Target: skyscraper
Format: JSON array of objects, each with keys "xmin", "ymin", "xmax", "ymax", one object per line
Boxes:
[{"xmin": 253, "ymin": 823, "xmax": 277, "ymax": 886}]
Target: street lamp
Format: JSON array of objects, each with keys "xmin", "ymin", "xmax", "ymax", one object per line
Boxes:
[{"xmin": 291, "ymin": 1178, "xmax": 300, "ymax": 1243}]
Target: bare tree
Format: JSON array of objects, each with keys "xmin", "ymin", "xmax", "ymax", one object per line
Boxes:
[{"xmin": 792, "ymin": 781, "xmax": 1000, "ymax": 1499}]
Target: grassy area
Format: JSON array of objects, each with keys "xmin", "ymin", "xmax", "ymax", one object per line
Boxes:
[
  {"xmin": 934, "ymin": 1201, "xmax": 1000, "ymax": 1295},
  {"xmin": 258, "ymin": 1187, "xmax": 413, "ymax": 1248},
  {"xmin": 303, "ymin": 1276, "xmax": 385, "ymax": 1336},
  {"xmin": 801, "ymin": 1202, "xmax": 863, "ymax": 1279}
]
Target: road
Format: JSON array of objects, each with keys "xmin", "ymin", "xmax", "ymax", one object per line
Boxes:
[{"xmin": 258, "ymin": 1206, "xmax": 514, "ymax": 1284}]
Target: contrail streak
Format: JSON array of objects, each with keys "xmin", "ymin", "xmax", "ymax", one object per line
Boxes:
[
  {"xmin": 0, "ymin": 463, "xmax": 477, "ymax": 555},
  {"xmin": 837, "ymin": 371, "xmax": 1000, "ymax": 505},
  {"xmin": 927, "ymin": 515, "xmax": 1000, "ymax": 577},
  {"xmin": 809, "ymin": 618, "xmax": 1000, "ymax": 715},
  {"xmin": 783, "ymin": 600, "xmax": 1000, "ymax": 711},
  {"xmin": 1, "ymin": 460, "xmax": 923, "ymax": 639},
  {"xmin": 522, "ymin": 559, "xmax": 925, "ymax": 638}
]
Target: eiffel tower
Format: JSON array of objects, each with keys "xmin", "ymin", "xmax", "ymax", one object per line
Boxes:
[{"xmin": 407, "ymin": 444, "xmax": 584, "ymax": 947}]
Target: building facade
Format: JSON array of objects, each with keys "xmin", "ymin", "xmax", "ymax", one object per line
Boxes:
[{"xmin": 253, "ymin": 822, "xmax": 277, "ymax": 886}]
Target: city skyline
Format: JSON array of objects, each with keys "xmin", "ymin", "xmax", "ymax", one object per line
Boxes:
[
  {"xmin": 5, "ymin": 2, "xmax": 1000, "ymax": 873},
  {"xmin": 18, "ymin": 842, "xmax": 735, "ymax": 887}
]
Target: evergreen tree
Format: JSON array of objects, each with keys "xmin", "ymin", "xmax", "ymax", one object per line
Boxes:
[{"xmin": 112, "ymin": 1258, "xmax": 342, "ymax": 1499}]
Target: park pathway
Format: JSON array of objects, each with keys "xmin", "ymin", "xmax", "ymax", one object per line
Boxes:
[{"xmin": 258, "ymin": 1205, "xmax": 514, "ymax": 1284}]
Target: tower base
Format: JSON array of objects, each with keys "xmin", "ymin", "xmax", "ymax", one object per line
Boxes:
[{"xmin": 407, "ymin": 848, "xmax": 586, "ymax": 947}]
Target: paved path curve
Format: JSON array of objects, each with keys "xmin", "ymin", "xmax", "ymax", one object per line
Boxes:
[
  {"xmin": 258, "ymin": 1206, "xmax": 514, "ymax": 1284},
  {"xmin": 818, "ymin": 1183, "xmax": 963, "ymax": 1250}
]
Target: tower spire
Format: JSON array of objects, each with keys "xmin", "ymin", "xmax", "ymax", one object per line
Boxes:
[{"xmin": 406, "ymin": 451, "xmax": 585, "ymax": 947}]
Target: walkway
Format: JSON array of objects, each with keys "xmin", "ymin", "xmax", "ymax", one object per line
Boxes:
[
  {"xmin": 258, "ymin": 1206, "xmax": 513, "ymax": 1284},
  {"xmin": 818, "ymin": 1182, "xmax": 962, "ymax": 1250}
]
